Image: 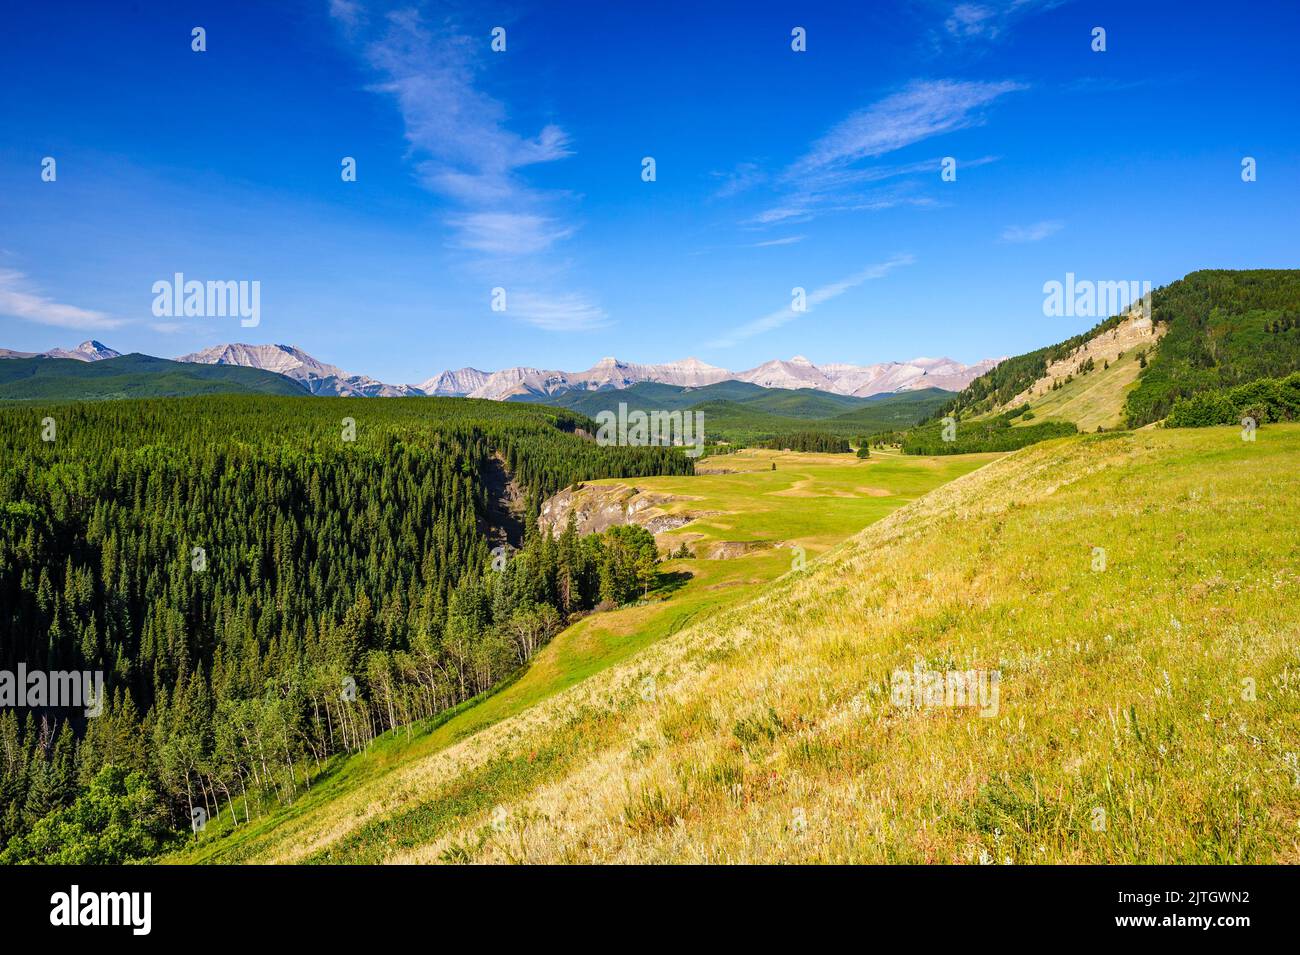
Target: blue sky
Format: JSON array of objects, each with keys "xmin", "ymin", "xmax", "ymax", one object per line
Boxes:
[{"xmin": 1, "ymin": 0, "xmax": 1297, "ymax": 384}]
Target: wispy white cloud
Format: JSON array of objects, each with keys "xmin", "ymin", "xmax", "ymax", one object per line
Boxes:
[
  {"xmin": 788, "ymin": 80, "xmax": 1025, "ymax": 178},
  {"xmin": 749, "ymin": 184, "xmax": 940, "ymax": 227},
  {"xmin": 945, "ymin": 3, "xmax": 1000, "ymax": 38},
  {"xmin": 448, "ymin": 212, "xmax": 576, "ymax": 257},
  {"xmin": 0, "ymin": 269, "xmax": 122, "ymax": 330},
  {"xmin": 744, "ymin": 81, "xmax": 1021, "ymax": 229},
  {"xmin": 332, "ymin": 4, "xmax": 606, "ymax": 328},
  {"xmin": 336, "ymin": 4, "xmax": 575, "ymax": 256},
  {"xmin": 508, "ymin": 291, "xmax": 609, "ymax": 332},
  {"xmin": 711, "ymin": 162, "xmax": 767, "ymax": 200},
  {"xmin": 1001, "ymin": 220, "xmax": 1063, "ymax": 242},
  {"xmin": 749, "ymin": 203, "xmax": 812, "ymax": 226},
  {"xmin": 936, "ymin": 1, "xmax": 1070, "ymax": 46},
  {"xmin": 329, "ymin": 0, "xmax": 365, "ymax": 31},
  {"xmin": 750, "ymin": 158, "xmax": 949, "ymax": 224},
  {"xmin": 707, "ymin": 254, "xmax": 915, "ymax": 348},
  {"xmin": 750, "ymin": 235, "xmax": 806, "ymax": 248}
]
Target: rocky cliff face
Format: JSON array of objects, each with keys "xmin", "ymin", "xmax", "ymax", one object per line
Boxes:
[
  {"xmin": 537, "ymin": 482, "xmax": 780, "ymax": 560},
  {"xmin": 419, "ymin": 367, "xmax": 489, "ymax": 396},
  {"xmin": 177, "ymin": 343, "xmax": 427, "ymax": 396},
  {"xmin": 538, "ymin": 483, "xmax": 706, "ymax": 537}
]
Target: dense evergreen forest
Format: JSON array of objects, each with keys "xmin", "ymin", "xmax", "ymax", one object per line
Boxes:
[
  {"xmin": 0, "ymin": 396, "xmax": 691, "ymax": 862},
  {"xmin": 756, "ymin": 431, "xmax": 851, "ymax": 453}
]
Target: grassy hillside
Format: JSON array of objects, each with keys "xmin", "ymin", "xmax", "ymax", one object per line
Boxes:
[
  {"xmin": 0, "ymin": 354, "xmax": 306, "ymax": 399},
  {"xmin": 1010, "ymin": 346, "xmax": 1147, "ymax": 431},
  {"xmin": 937, "ymin": 315, "xmax": 1128, "ymax": 420},
  {"xmin": 166, "ymin": 447, "xmax": 994, "ymax": 863},
  {"xmin": 175, "ymin": 425, "xmax": 1300, "ymax": 863}
]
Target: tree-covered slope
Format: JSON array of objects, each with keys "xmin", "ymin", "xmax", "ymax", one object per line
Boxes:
[
  {"xmin": 826, "ymin": 388, "xmax": 953, "ymax": 430},
  {"xmin": 524, "ymin": 383, "xmax": 952, "ymax": 445},
  {"xmin": 1122, "ymin": 269, "xmax": 1300, "ymax": 426},
  {"xmin": 1165, "ymin": 369, "xmax": 1300, "ymax": 427},
  {"xmin": 522, "ymin": 380, "xmax": 773, "ymax": 414},
  {"xmin": 0, "ymin": 354, "xmax": 308, "ymax": 399},
  {"xmin": 0, "ymin": 396, "xmax": 693, "ymax": 861},
  {"xmin": 938, "ymin": 270, "xmax": 1300, "ymax": 429}
]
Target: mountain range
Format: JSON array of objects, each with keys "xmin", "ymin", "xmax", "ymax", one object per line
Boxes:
[
  {"xmin": 175, "ymin": 343, "xmax": 425, "ymax": 397},
  {"xmin": 414, "ymin": 353, "xmax": 1001, "ymax": 400},
  {"xmin": 424, "ymin": 354, "xmax": 1000, "ymax": 400},
  {"xmin": 1, "ymin": 341, "xmax": 1001, "ymax": 401},
  {"xmin": 0, "ymin": 340, "xmax": 122, "ymax": 362}
]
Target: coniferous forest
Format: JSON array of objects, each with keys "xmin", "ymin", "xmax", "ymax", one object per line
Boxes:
[{"xmin": 0, "ymin": 396, "xmax": 690, "ymax": 862}]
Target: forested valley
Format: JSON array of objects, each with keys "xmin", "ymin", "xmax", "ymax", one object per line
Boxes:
[{"xmin": 0, "ymin": 396, "xmax": 690, "ymax": 862}]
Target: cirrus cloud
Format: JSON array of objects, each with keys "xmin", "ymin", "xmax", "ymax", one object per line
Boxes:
[
  {"xmin": 0, "ymin": 269, "xmax": 122, "ymax": 331},
  {"xmin": 747, "ymin": 81, "xmax": 1023, "ymax": 228},
  {"xmin": 508, "ymin": 291, "xmax": 609, "ymax": 332},
  {"xmin": 1001, "ymin": 220, "xmax": 1063, "ymax": 242},
  {"xmin": 707, "ymin": 254, "xmax": 915, "ymax": 348},
  {"xmin": 788, "ymin": 79, "xmax": 1026, "ymax": 178}
]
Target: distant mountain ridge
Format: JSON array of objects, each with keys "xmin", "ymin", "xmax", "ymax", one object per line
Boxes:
[
  {"xmin": 4, "ymin": 340, "xmax": 1001, "ymax": 401},
  {"xmin": 177, "ymin": 343, "xmax": 423, "ymax": 397},
  {"xmin": 418, "ymin": 367, "xmax": 489, "ymax": 396},
  {"xmin": 427, "ymin": 354, "xmax": 1001, "ymax": 400},
  {"xmin": 0, "ymin": 340, "xmax": 121, "ymax": 362}
]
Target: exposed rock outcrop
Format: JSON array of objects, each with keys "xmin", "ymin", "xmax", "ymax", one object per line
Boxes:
[{"xmin": 538, "ymin": 483, "xmax": 711, "ymax": 538}]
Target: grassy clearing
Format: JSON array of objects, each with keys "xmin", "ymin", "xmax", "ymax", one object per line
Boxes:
[
  {"xmin": 617, "ymin": 448, "xmax": 994, "ymax": 552},
  {"xmin": 169, "ymin": 448, "xmax": 985, "ymax": 862}
]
